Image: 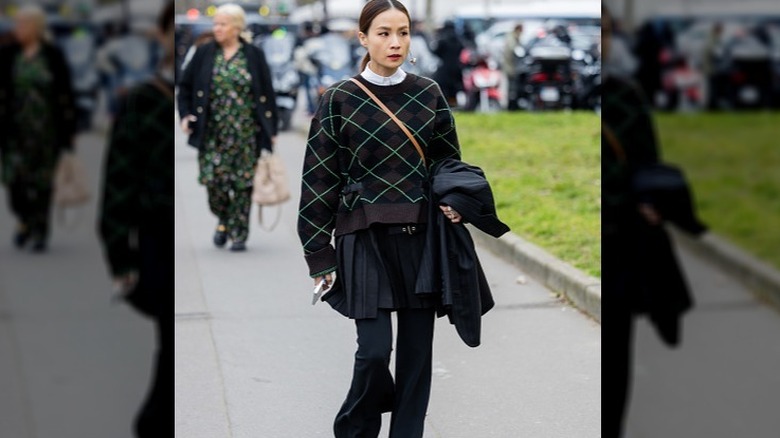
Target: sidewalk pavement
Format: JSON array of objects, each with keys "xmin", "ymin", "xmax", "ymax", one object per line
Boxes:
[
  {"xmin": 174, "ymin": 109, "xmax": 602, "ymax": 437},
  {"xmin": 0, "ymin": 127, "xmax": 155, "ymax": 438},
  {"xmin": 624, "ymin": 233, "xmax": 780, "ymax": 437}
]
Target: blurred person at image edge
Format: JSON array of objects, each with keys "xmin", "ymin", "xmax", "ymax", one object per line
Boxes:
[
  {"xmin": 97, "ymin": 2, "xmax": 175, "ymax": 436},
  {"xmin": 602, "ymin": 5, "xmax": 705, "ymax": 438}
]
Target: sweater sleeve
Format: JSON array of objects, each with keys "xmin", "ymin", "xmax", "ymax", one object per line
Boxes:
[
  {"xmin": 297, "ymin": 88, "xmax": 343, "ymax": 277},
  {"xmin": 428, "ymin": 83, "xmax": 462, "ymax": 167},
  {"xmin": 99, "ymin": 91, "xmax": 141, "ymax": 276}
]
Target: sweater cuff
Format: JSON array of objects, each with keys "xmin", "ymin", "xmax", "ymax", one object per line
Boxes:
[{"xmin": 305, "ymin": 246, "xmax": 337, "ymax": 277}]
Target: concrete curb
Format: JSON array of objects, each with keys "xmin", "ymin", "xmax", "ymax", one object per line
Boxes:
[
  {"xmin": 468, "ymin": 225, "xmax": 601, "ymax": 322},
  {"xmin": 670, "ymin": 227, "xmax": 780, "ymax": 311}
]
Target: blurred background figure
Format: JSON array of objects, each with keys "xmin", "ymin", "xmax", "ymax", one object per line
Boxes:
[
  {"xmin": 0, "ymin": 4, "xmax": 76, "ymax": 252},
  {"xmin": 502, "ymin": 22, "xmax": 523, "ymax": 110},
  {"xmin": 602, "ymin": 16, "xmax": 637, "ymax": 79},
  {"xmin": 99, "ymin": 2, "xmax": 174, "ymax": 436},
  {"xmin": 702, "ymin": 21, "xmax": 726, "ymax": 109},
  {"xmin": 179, "ymin": 29, "xmax": 214, "ymax": 73},
  {"xmin": 96, "ymin": 18, "xmax": 161, "ymax": 117},
  {"xmin": 298, "ymin": 23, "xmax": 355, "ymax": 109},
  {"xmin": 177, "ymin": 3, "xmax": 278, "ymax": 252},
  {"xmin": 256, "ymin": 25, "xmax": 299, "ymax": 130},
  {"xmin": 432, "ymin": 20, "xmax": 465, "ymax": 107},
  {"xmin": 293, "ymin": 20, "xmax": 318, "ymax": 115}
]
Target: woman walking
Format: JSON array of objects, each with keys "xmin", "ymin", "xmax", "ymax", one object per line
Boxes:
[
  {"xmin": 178, "ymin": 3, "xmax": 277, "ymax": 251},
  {"xmin": 0, "ymin": 5, "xmax": 76, "ymax": 252},
  {"xmin": 297, "ymin": 1, "xmax": 466, "ymax": 436},
  {"xmin": 99, "ymin": 2, "xmax": 176, "ymax": 435}
]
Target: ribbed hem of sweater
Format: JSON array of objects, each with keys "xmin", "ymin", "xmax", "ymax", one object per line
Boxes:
[
  {"xmin": 303, "ymin": 202, "xmax": 428, "ymax": 276},
  {"xmin": 334, "ymin": 202, "xmax": 428, "ymax": 237},
  {"xmin": 305, "ymin": 246, "xmax": 338, "ymax": 278}
]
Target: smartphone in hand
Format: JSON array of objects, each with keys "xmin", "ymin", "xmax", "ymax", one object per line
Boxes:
[{"xmin": 311, "ymin": 273, "xmax": 336, "ymax": 305}]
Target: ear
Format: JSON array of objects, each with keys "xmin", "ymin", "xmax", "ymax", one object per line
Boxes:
[{"xmin": 358, "ymin": 31, "xmax": 367, "ymax": 47}]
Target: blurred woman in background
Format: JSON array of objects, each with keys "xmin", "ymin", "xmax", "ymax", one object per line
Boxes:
[
  {"xmin": 0, "ymin": 5, "xmax": 76, "ymax": 252},
  {"xmin": 178, "ymin": 3, "xmax": 278, "ymax": 251}
]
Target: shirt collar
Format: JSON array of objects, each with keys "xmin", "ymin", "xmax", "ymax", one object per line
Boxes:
[{"xmin": 360, "ymin": 62, "xmax": 407, "ymax": 86}]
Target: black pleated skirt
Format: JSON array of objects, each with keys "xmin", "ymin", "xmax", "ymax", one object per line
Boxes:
[{"xmin": 325, "ymin": 224, "xmax": 435, "ymax": 319}]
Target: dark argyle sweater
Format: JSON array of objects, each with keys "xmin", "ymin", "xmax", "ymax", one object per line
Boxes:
[
  {"xmin": 99, "ymin": 77, "xmax": 174, "ymax": 276},
  {"xmin": 298, "ymin": 74, "xmax": 461, "ymax": 277}
]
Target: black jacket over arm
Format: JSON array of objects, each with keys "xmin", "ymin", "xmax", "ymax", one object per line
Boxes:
[
  {"xmin": 0, "ymin": 42, "xmax": 76, "ymax": 153},
  {"xmin": 177, "ymin": 40, "xmax": 278, "ymax": 154},
  {"xmin": 416, "ymin": 158, "xmax": 510, "ymax": 347}
]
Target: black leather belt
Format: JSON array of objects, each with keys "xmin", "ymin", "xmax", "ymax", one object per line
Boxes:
[{"xmin": 386, "ymin": 224, "xmax": 426, "ymax": 235}]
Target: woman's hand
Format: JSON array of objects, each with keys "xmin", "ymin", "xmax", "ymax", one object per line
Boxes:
[
  {"xmin": 638, "ymin": 203, "xmax": 662, "ymax": 226},
  {"xmin": 314, "ymin": 272, "xmax": 335, "ymax": 289},
  {"xmin": 439, "ymin": 204, "xmax": 462, "ymax": 223},
  {"xmin": 112, "ymin": 271, "xmax": 139, "ymax": 297},
  {"xmin": 180, "ymin": 115, "xmax": 197, "ymax": 134}
]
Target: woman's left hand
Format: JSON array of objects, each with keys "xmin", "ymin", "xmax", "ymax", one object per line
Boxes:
[{"xmin": 439, "ymin": 205, "xmax": 462, "ymax": 223}]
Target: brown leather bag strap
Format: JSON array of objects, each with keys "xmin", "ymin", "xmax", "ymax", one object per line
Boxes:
[
  {"xmin": 602, "ymin": 123, "xmax": 627, "ymax": 163},
  {"xmin": 349, "ymin": 78, "xmax": 426, "ymax": 166},
  {"xmin": 150, "ymin": 76, "xmax": 174, "ymax": 101}
]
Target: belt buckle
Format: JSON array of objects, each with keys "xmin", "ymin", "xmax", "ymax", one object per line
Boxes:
[{"xmin": 405, "ymin": 225, "xmax": 416, "ymax": 235}]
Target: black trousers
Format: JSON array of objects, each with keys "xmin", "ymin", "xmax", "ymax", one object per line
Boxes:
[
  {"xmin": 6, "ymin": 179, "xmax": 53, "ymax": 240},
  {"xmin": 603, "ymin": 234, "xmax": 635, "ymax": 438},
  {"xmin": 206, "ymin": 183, "xmax": 252, "ymax": 243},
  {"xmin": 134, "ymin": 313, "xmax": 173, "ymax": 437},
  {"xmin": 335, "ymin": 308, "xmax": 435, "ymax": 438}
]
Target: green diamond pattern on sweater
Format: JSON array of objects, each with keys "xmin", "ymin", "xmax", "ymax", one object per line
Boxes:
[
  {"xmin": 297, "ymin": 74, "xmax": 461, "ymax": 277},
  {"xmin": 99, "ymin": 80, "xmax": 174, "ymax": 276}
]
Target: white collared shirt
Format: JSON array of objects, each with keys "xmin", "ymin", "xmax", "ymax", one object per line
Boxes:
[{"xmin": 360, "ymin": 62, "xmax": 407, "ymax": 86}]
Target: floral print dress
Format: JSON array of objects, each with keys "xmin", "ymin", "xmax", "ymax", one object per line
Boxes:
[
  {"xmin": 198, "ymin": 49, "xmax": 258, "ymax": 189},
  {"xmin": 1, "ymin": 52, "xmax": 57, "ymax": 186}
]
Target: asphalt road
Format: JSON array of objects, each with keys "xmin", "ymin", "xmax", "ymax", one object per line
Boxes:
[{"xmin": 173, "ymin": 108, "xmax": 602, "ymax": 438}]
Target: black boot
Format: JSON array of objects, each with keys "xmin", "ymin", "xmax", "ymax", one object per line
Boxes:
[
  {"xmin": 31, "ymin": 236, "xmax": 47, "ymax": 253},
  {"xmin": 13, "ymin": 224, "xmax": 31, "ymax": 249},
  {"xmin": 229, "ymin": 241, "xmax": 246, "ymax": 252},
  {"xmin": 213, "ymin": 224, "xmax": 227, "ymax": 248}
]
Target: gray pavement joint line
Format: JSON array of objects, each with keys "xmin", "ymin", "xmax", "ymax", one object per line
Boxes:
[
  {"xmin": 0, "ymin": 282, "xmax": 39, "ymax": 438},
  {"xmin": 175, "ymin": 180, "xmax": 236, "ymax": 437},
  {"xmin": 467, "ymin": 225, "xmax": 602, "ymax": 323}
]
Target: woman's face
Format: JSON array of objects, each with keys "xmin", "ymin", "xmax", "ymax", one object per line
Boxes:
[
  {"xmin": 14, "ymin": 14, "xmax": 41, "ymax": 46},
  {"xmin": 213, "ymin": 13, "xmax": 240, "ymax": 45},
  {"xmin": 359, "ymin": 8, "xmax": 411, "ymax": 76}
]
